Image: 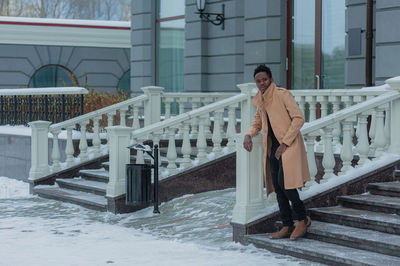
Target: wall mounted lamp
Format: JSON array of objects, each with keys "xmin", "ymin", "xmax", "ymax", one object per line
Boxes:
[{"xmin": 195, "ymin": 0, "xmax": 225, "ymax": 30}]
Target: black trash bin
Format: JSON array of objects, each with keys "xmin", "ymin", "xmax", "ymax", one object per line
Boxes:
[{"xmin": 126, "ymin": 163, "xmax": 152, "ymax": 206}]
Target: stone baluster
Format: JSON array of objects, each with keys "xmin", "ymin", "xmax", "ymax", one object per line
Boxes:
[
  {"xmin": 212, "ymin": 109, "xmax": 223, "ymax": 157},
  {"xmin": 308, "ymin": 96, "xmax": 317, "ymax": 122},
  {"xmin": 78, "ymin": 121, "xmax": 89, "ymax": 162},
  {"xmin": 321, "ymin": 126, "xmax": 335, "ymax": 182},
  {"xmin": 316, "ymin": 96, "xmax": 328, "ymax": 153},
  {"xmin": 374, "ymin": 106, "xmax": 386, "ymax": 159},
  {"xmin": 368, "ymin": 109, "xmax": 377, "ymax": 157},
  {"xmin": 203, "ymin": 98, "xmax": 213, "ymax": 137},
  {"xmin": 331, "ymin": 96, "xmax": 341, "ymax": 147},
  {"xmin": 384, "ymin": 103, "xmax": 391, "ymax": 150},
  {"xmin": 92, "ymin": 117, "xmax": 102, "ymax": 157},
  {"xmin": 166, "ymin": 126, "xmax": 178, "ymax": 174},
  {"xmin": 29, "ymin": 121, "xmax": 51, "ymax": 180},
  {"xmin": 356, "ymin": 113, "xmax": 370, "ymax": 167},
  {"xmin": 304, "ymin": 133, "xmax": 318, "ymax": 189},
  {"xmin": 298, "ymin": 96, "xmax": 306, "ymax": 117},
  {"xmin": 178, "ymin": 97, "xmax": 187, "ymax": 115},
  {"xmin": 51, "ymin": 130, "xmax": 61, "ymax": 172},
  {"xmin": 65, "ymin": 126, "xmax": 75, "ymax": 168},
  {"xmin": 181, "ymin": 121, "xmax": 193, "ymax": 169},
  {"xmin": 340, "ymin": 118, "xmax": 355, "ymax": 174},
  {"xmin": 190, "ymin": 100, "xmax": 199, "ymax": 138},
  {"xmin": 196, "ymin": 115, "xmax": 208, "ymax": 163},
  {"xmin": 164, "ymin": 98, "xmax": 173, "ymax": 119},
  {"xmin": 119, "ymin": 107, "xmax": 128, "ymax": 126},
  {"xmin": 226, "ymin": 104, "xmax": 237, "ymax": 152},
  {"xmin": 106, "ymin": 112, "xmax": 115, "ymax": 152},
  {"xmin": 132, "ymin": 105, "xmax": 140, "ymax": 129}
]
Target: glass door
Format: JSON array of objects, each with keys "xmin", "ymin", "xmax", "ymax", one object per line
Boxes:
[{"xmin": 288, "ymin": 0, "xmax": 345, "ymax": 90}]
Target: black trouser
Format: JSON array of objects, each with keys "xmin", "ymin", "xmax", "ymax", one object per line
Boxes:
[{"xmin": 270, "ymin": 144, "xmax": 307, "ymax": 227}]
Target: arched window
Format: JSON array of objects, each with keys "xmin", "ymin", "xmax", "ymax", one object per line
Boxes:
[
  {"xmin": 118, "ymin": 70, "xmax": 130, "ymax": 94},
  {"xmin": 28, "ymin": 65, "xmax": 77, "ymax": 88}
]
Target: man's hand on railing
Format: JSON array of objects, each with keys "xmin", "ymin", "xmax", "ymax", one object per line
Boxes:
[{"xmin": 243, "ymin": 134, "xmax": 253, "ymax": 152}]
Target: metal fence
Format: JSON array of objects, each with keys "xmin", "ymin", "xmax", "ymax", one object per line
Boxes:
[{"xmin": 0, "ymin": 87, "xmax": 88, "ymax": 125}]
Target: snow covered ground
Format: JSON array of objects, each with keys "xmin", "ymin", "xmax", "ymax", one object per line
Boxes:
[{"xmin": 0, "ymin": 177, "xmax": 319, "ymax": 266}]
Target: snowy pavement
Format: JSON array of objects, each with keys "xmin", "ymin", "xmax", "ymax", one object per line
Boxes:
[{"xmin": 0, "ymin": 177, "xmax": 320, "ymax": 266}]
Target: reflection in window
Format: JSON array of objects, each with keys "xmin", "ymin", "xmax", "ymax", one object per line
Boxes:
[
  {"xmin": 322, "ymin": 0, "xmax": 345, "ymax": 89},
  {"xmin": 156, "ymin": 0, "xmax": 185, "ymax": 93},
  {"xmin": 29, "ymin": 65, "xmax": 76, "ymax": 88},
  {"xmin": 118, "ymin": 70, "xmax": 130, "ymax": 94},
  {"xmin": 291, "ymin": 0, "xmax": 315, "ymax": 90}
]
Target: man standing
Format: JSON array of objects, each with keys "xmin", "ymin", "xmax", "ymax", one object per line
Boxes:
[{"xmin": 243, "ymin": 65, "xmax": 311, "ymax": 240}]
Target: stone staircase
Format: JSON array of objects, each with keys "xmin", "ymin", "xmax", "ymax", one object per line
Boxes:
[
  {"xmin": 245, "ymin": 172, "xmax": 400, "ymax": 265},
  {"xmin": 33, "ymin": 140, "xmax": 227, "ymax": 212}
]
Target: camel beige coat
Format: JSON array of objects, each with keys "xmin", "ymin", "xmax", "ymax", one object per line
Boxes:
[{"xmin": 246, "ymin": 82, "xmax": 310, "ymax": 196}]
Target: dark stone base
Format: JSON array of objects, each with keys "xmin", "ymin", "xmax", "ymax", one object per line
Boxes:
[
  {"xmin": 106, "ymin": 194, "xmax": 150, "ymax": 214},
  {"xmin": 232, "ymin": 159, "xmax": 400, "ymax": 244}
]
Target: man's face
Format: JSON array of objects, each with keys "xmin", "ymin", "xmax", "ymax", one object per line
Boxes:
[{"xmin": 255, "ymin": 72, "xmax": 272, "ymax": 94}]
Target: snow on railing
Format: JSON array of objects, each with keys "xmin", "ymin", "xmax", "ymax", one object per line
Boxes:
[{"xmin": 232, "ymin": 76, "xmax": 400, "ymax": 225}]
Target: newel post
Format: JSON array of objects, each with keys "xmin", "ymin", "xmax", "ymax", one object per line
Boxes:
[
  {"xmin": 232, "ymin": 134, "xmax": 268, "ymax": 242},
  {"xmin": 141, "ymin": 86, "xmax": 164, "ymax": 126},
  {"xmin": 386, "ymin": 76, "xmax": 400, "ymax": 153},
  {"xmin": 28, "ymin": 121, "xmax": 51, "ymax": 181},
  {"xmin": 106, "ymin": 126, "xmax": 131, "ymax": 198},
  {"xmin": 237, "ymin": 83, "xmax": 257, "ymax": 134}
]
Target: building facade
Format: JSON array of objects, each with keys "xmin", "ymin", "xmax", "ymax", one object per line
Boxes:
[
  {"xmin": 131, "ymin": 0, "xmax": 400, "ymax": 93},
  {"xmin": 0, "ymin": 16, "xmax": 131, "ymax": 93}
]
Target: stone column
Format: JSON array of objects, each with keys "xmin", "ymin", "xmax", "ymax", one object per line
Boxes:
[
  {"xmin": 141, "ymin": 86, "xmax": 164, "ymax": 126},
  {"xmin": 106, "ymin": 126, "xmax": 132, "ymax": 198},
  {"xmin": 28, "ymin": 121, "xmax": 51, "ymax": 180}
]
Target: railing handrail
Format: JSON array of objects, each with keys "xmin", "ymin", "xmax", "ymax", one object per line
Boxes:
[
  {"xmin": 0, "ymin": 87, "xmax": 88, "ymax": 96},
  {"xmin": 163, "ymin": 92, "xmax": 237, "ymax": 99},
  {"xmin": 242, "ymin": 83, "xmax": 390, "ymax": 97},
  {"xmin": 131, "ymin": 93, "xmax": 247, "ymax": 138},
  {"xmin": 301, "ymin": 90, "xmax": 400, "ymax": 135},
  {"xmin": 50, "ymin": 94, "xmax": 148, "ymax": 131}
]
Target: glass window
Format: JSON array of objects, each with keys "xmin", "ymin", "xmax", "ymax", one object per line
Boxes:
[
  {"xmin": 28, "ymin": 65, "xmax": 76, "ymax": 88},
  {"xmin": 156, "ymin": 0, "xmax": 185, "ymax": 94},
  {"xmin": 291, "ymin": 0, "xmax": 315, "ymax": 90},
  {"xmin": 118, "ymin": 70, "xmax": 131, "ymax": 94},
  {"xmin": 321, "ymin": 0, "xmax": 345, "ymax": 89}
]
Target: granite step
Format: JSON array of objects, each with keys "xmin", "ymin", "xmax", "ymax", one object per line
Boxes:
[
  {"xmin": 306, "ymin": 221, "xmax": 400, "ymax": 257},
  {"xmin": 245, "ymin": 233, "xmax": 400, "ymax": 266},
  {"xmin": 367, "ymin": 181, "xmax": 400, "ymax": 198},
  {"xmin": 309, "ymin": 206, "xmax": 400, "ymax": 234},
  {"xmin": 33, "ymin": 186, "xmax": 107, "ymax": 212},
  {"xmin": 337, "ymin": 193, "xmax": 400, "ymax": 215},
  {"xmin": 79, "ymin": 168, "xmax": 109, "ymax": 183},
  {"xmin": 56, "ymin": 178, "xmax": 107, "ymax": 196}
]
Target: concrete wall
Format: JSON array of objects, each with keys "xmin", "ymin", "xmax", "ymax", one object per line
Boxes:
[
  {"xmin": 375, "ymin": 0, "xmax": 400, "ymax": 85},
  {"xmin": 0, "ymin": 44, "xmax": 130, "ymax": 93},
  {"xmin": 131, "ymin": 0, "xmax": 156, "ymax": 93}
]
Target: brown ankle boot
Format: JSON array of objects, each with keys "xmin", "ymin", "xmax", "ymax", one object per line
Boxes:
[
  {"xmin": 290, "ymin": 216, "xmax": 311, "ymax": 240},
  {"xmin": 269, "ymin": 226, "xmax": 294, "ymax": 239}
]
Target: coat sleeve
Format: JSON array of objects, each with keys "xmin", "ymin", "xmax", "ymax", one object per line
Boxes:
[
  {"xmin": 281, "ymin": 90, "xmax": 304, "ymax": 146},
  {"xmin": 246, "ymin": 108, "xmax": 262, "ymax": 137}
]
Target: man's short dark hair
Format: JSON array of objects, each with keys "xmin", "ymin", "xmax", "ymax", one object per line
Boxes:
[{"xmin": 253, "ymin": 64, "xmax": 272, "ymax": 79}]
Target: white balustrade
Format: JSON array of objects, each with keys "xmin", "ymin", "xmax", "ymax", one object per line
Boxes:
[
  {"xmin": 374, "ymin": 107, "xmax": 386, "ymax": 158},
  {"xmin": 212, "ymin": 109, "xmax": 223, "ymax": 157},
  {"xmin": 29, "ymin": 121, "xmax": 52, "ymax": 180},
  {"xmin": 92, "ymin": 117, "xmax": 102, "ymax": 157},
  {"xmin": 340, "ymin": 119, "xmax": 355, "ymax": 174},
  {"xmin": 196, "ymin": 115, "xmax": 208, "ymax": 163},
  {"xmin": 304, "ymin": 133, "xmax": 318, "ymax": 189},
  {"xmin": 51, "ymin": 130, "xmax": 61, "ymax": 172},
  {"xmin": 181, "ymin": 121, "xmax": 192, "ymax": 169},
  {"xmin": 166, "ymin": 126, "xmax": 178, "ymax": 174},
  {"xmin": 226, "ymin": 105, "xmax": 237, "ymax": 152},
  {"xmin": 78, "ymin": 121, "xmax": 88, "ymax": 162},
  {"xmin": 356, "ymin": 114, "xmax": 370, "ymax": 167},
  {"xmin": 65, "ymin": 126, "xmax": 75, "ymax": 168},
  {"xmin": 321, "ymin": 126, "xmax": 335, "ymax": 182}
]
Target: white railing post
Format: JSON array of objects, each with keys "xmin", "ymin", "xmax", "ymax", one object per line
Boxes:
[
  {"xmin": 28, "ymin": 121, "xmax": 51, "ymax": 180},
  {"xmin": 106, "ymin": 126, "xmax": 131, "ymax": 198},
  {"xmin": 304, "ymin": 133, "xmax": 318, "ymax": 189},
  {"xmin": 237, "ymin": 83, "xmax": 257, "ymax": 134},
  {"xmin": 374, "ymin": 106, "xmax": 386, "ymax": 158},
  {"xmin": 386, "ymin": 77, "xmax": 400, "ymax": 153},
  {"xmin": 92, "ymin": 117, "xmax": 102, "ymax": 157},
  {"xmin": 321, "ymin": 126, "xmax": 335, "ymax": 182},
  {"xmin": 65, "ymin": 126, "xmax": 75, "ymax": 168},
  {"xmin": 356, "ymin": 113, "xmax": 370, "ymax": 167},
  {"xmin": 142, "ymin": 86, "xmax": 164, "ymax": 126},
  {"xmin": 79, "ymin": 121, "xmax": 88, "ymax": 162},
  {"xmin": 232, "ymin": 134, "xmax": 267, "ymax": 224},
  {"xmin": 340, "ymin": 118, "xmax": 355, "ymax": 174},
  {"xmin": 51, "ymin": 130, "xmax": 61, "ymax": 172}
]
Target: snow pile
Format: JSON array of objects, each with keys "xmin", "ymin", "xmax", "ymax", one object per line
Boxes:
[{"xmin": 0, "ymin": 176, "xmax": 30, "ymax": 199}]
